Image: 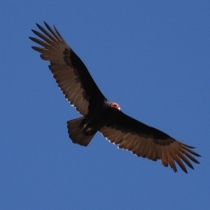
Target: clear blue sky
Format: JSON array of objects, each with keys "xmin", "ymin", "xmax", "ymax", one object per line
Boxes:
[{"xmin": 1, "ymin": 1, "xmax": 209, "ymax": 209}]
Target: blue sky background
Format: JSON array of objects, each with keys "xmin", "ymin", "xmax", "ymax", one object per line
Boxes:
[{"xmin": 1, "ymin": 1, "xmax": 210, "ymax": 209}]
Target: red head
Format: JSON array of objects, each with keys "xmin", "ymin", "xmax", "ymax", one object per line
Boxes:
[{"xmin": 110, "ymin": 102, "xmax": 121, "ymax": 111}]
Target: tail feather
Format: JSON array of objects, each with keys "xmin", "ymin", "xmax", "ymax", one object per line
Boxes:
[{"xmin": 67, "ymin": 117, "xmax": 95, "ymax": 146}]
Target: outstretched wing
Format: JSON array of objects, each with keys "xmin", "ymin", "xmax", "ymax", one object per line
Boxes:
[
  {"xmin": 100, "ymin": 111, "xmax": 200, "ymax": 173},
  {"xmin": 29, "ymin": 22, "xmax": 105, "ymax": 115}
]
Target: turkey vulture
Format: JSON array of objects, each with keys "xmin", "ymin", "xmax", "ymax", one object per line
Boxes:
[{"xmin": 29, "ymin": 22, "xmax": 200, "ymax": 173}]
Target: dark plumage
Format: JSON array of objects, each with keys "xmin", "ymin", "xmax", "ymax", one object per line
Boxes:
[{"xmin": 30, "ymin": 22, "xmax": 200, "ymax": 173}]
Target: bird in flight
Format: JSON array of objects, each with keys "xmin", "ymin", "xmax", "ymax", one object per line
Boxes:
[{"xmin": 30, "ymin": 22, "xmax": 200, "ymax": 173}]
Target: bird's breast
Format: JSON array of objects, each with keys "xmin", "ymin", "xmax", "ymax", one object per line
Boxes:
[{"xmin": 81, "ymin": 107, "xmax": 116, "ymax": 135}]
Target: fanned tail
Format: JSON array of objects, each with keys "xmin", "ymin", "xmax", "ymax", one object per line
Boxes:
[{"xmin": 67, "ymin": 117, "xmax": 96, "ymax": 146}]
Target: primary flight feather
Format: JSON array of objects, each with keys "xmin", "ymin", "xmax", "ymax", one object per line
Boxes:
[{"xmin": 30, "ymin": 22, "xmax": 200, "ymax": 173}]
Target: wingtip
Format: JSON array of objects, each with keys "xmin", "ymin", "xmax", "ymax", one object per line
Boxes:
[
  {"xmin": 36, "ymin": 23, "xmax": 40, "ymax": 28},
  {"xmin": 194, "ymin": 160, "xmax": 200, "ymax": 164},
  {"xmin": 44, "ymin": 21, "xmax": 49, "ymax": 28}
]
